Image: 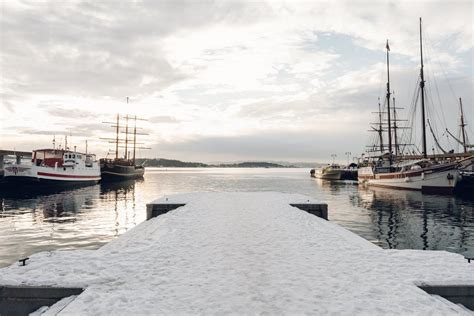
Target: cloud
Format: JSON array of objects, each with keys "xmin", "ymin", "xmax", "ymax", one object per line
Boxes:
[
  {"xmin": 43, "ymin": 105, "xmax": 97, "ymax": 119},
  {"xmin": 18, "ymin": 122, "xmax": 111, "ymax": 138},
  {"xmin": 149, "ymin": 116, "xmax": 180, "ymax": 124},
  {"xmin": 155, "ymin": 128, "xmax": 367, "ymax": 162},
  {"xmin": 1, "ymin": 0, "xmax": 472, "ymax": 161}
]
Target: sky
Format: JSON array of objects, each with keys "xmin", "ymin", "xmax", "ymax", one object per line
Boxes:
[{"xmin": 0, "ymin": 0, "xmax": 472, "ymax": 163}]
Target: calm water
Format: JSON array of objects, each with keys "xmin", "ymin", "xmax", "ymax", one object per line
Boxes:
[{"xmin": 1, "ymin": 168, "xmax": 473, "ymax": 267}]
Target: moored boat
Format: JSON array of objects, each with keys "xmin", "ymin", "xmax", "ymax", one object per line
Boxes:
[
  {"xmin": 100, "ymin": 110, "xmax": 148, "ymax": 182},
  {"xmin": 358, "ymin": 159, "xmax": 459, "ymax": 193},
  {"xmin": 315, "ymin": 164, "xmax": 343, "ymax": 180},
  {"xmin": 3, "ymin": 148, "xmax": 100, "ymax": 187}
]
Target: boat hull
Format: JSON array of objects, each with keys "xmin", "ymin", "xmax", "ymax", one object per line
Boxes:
[
  {"xmin": 2, "ymin": 175, "xmax": 99, "ymax": 187},
  {"xmin": 3, "ymin": 163, "xmax": 101, "ymax": 189},
  {"xmin": 318, "ymin": 171, "xmax": 342, "ymax": 180},
  {"xmin": 358, "ymin": 163, "xmax": 459, "ymax": 194},
  {"xmin": 100, "ymin": 164, "xmax": 145, "ymax": 181},
  {"xmin": 455, "ymin": 171, "xmax": 474, "ymax": 196},
  {"xmin": 315, "ymin": 167, "xmax": 343, "ymax": 180}
]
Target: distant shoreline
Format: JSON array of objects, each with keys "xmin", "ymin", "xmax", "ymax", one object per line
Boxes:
[{"xmin": 136, "ymin": 158, "xmax": 298, "ymax": 168}]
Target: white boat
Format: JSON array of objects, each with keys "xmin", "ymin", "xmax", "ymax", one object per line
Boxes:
[
  {"xmin": 3, "ymin": 148, "xmax": 100, "ymax": 186},
  {"xmin": 358, "ymin": 159, "xmax": 459, "ymax": 193},
  {"xmin": 315, "ymin": 164, "xmax": 343, "ymax": 180}
]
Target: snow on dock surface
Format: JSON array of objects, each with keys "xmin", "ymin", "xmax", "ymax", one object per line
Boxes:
[{"xmin": 1, "ymin": 192, "xmax": 473, "ymax": 315}]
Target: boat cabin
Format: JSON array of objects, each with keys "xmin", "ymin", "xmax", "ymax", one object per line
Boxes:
[{"xmin": 32, "ymin": 149, "xmax": 96, "ymax": 168}]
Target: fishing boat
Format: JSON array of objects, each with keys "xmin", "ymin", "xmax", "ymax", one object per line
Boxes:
[
  {"xmin": 3, "ymin": 148, "xmax": 100, "ymax": 186},
  {"xmin": 315, "ymin": 164, "xmax": 343, "ymax": 180},
  {"xmin": 100, "ymin": 107, "xmax": 148, "ymax": 181},
  {"xmin": 358, "ymin": 18, "xmax": 461, "ymax": 194}
]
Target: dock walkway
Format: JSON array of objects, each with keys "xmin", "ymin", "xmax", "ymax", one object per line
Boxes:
[{"xmin": 1, "ymin": 192, "xmax": 473, "ymax": 314}]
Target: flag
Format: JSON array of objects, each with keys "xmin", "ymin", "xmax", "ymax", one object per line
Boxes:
[{"xmin": 386, "ymin": 40, "xmax": 390, "ymax": 51}]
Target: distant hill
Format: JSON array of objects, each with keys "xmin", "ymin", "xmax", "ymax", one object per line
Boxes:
[
  {"xmin": 136, "ymin": 158, "xmax": 292, "ymax": 168},
  {"xmin": 217, "ymin": 161, "xmax": 289, "ymax": 168},
  {"xmin": 136, "ymin": 158, "xmax": 207, "ymax": 168}
]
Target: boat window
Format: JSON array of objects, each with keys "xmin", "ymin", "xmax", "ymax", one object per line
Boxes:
[
  {"xmin": 35, "ymin": 151, "xmax": 45, "ymax": 160},
  {"xmin": 72, "ymin": 154, "xmax": 75, "ymax": 159}
]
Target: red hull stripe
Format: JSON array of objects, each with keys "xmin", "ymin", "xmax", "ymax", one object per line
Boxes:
[
  {"xmin": 37, "ymin": 172, "xmax": 100, "ymax": 179},
  {"xmin": 358, "ymin": 164, "xmax": 457, "ymax": 180}
]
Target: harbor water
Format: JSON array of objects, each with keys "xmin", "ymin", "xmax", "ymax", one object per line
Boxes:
[{"xmin": 1, "ymin": 168, "xmax": 473, "ymax": 267}]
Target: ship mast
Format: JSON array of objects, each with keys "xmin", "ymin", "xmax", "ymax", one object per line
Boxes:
[
  {"xmin": 393, "ymin": 96, "xmax": 398, "ymax": 156},
  {"xmin": 124, "ymin": 97, "xmax": 130, "ymax": 160},
  {"xmin": 385, "ymin": 40, "xmax": 393, "ymax": 161},
  {"xmin": 378, "ymin": 98, "xmax": 384, "ymax": 153},
  {"xmin": 133, "ymin": 115, "xmax": 137, "ymax": 164},
  {"xmin": 115, "ymin": 114, "xmax": 120, "ymax": 159},
  {"xmin": 419, "ymin": 17, "xmax": 427, "ymax": 158},
  {"xmin": 459, "ymin": 98, "xmax": 467, "ymax": 153},
  {"xmin": 124, "ymin": 115, "xmax": 129, "ymax": 159}
]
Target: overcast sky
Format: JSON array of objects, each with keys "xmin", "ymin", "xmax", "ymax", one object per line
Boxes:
[{"xmin": 1, "ymin": 0, "xmax": 472, "ymax": 163}]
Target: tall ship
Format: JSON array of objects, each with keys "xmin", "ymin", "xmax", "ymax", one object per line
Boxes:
[
  {"xmin": 358, "ymin": 18, "xmax": 469, "ymax": 194},
  {"xmin": 3, "ymin": 147, "xmax": 100, "ymax": 186},
  {"xmin": 100, "ymin": 110, "xmax": 148, "ymax": 181}
]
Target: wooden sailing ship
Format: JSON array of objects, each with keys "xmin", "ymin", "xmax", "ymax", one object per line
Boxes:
[{"xmin": 100, "ymin": 103, "xmax": 149, "ymax": 181}]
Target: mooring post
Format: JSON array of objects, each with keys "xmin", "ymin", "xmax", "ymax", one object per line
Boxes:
[
  {"xmin": 463, "ymin": 251, "xmax": 474, "ymax": 264},
  {"xmin": 290, "ymin": 203, "xmax": 328, "ymax": 220},
  {"xmin": 18, "ymin": 258, "xmax": 29, "ymax": 266},
  {"xmin": 146, "ymin": 203, "xmax": 186, "ymax": 220}
]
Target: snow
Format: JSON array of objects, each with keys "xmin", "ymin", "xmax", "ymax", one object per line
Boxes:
[{"xmin": 1, "ymin": 192, "xmax": 473, "ymax": 314}]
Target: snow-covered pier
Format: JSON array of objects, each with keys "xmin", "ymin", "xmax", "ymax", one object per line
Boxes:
[{"xmin": 1, "ymin": 192, "xmax": 473, "ymax": 314}]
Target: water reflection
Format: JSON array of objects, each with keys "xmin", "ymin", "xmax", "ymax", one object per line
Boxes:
[
  {"xmin": 0, "ymin": 180, "xmax": 142, "ymax": 267},
  {"xmin": 100, "ymin": 179, "xmax": 141, "ymax": 236},
  {"xmin": 314, "ymin": 178, "xmax": 358, "ymax": 194},
  {"xmin": 40, "ymin": 189, "xmax": 100, "ymax": 223},
  {"xmin": 351, "ymin": 186, "xmax": 473, "ymax": 253}
]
